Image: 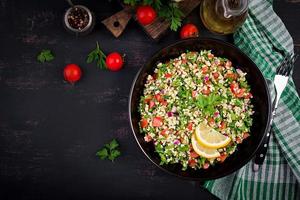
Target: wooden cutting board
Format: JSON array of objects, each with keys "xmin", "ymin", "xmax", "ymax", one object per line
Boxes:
[{"xmin": 102, "ymin": 0, "xmax": 201, "ymax": 40}]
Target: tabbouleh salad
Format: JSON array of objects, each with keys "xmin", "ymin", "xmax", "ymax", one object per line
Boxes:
[{"xmin": 139, "ymin": 50, "xmax": 254, "ymax": 170}]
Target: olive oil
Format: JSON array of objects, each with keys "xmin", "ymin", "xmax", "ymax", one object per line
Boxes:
[{"xmin": 200, "ymin": 0, "xmax": 248, "ymax": 34}]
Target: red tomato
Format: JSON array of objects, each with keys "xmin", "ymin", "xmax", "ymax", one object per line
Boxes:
[
  {"xmin": 218, "ymin": 153, "xmax": 227, "ymax": 163},
  {"xmin": 153, "ymin": 117, "xmax": 163, "ymax": 127},
  {"xmin": 245, "ymin": 92, "xmax": 253, "ymax": 99},
  {"xmin": 149, "ymin": 100, "xmax": 155, "ymax": 109},
  {"xmin": 201, "ymin": 65, "xmax": 209, "ymax": 74},
  {"xmin": 192, "ymin": 90, "xmax": 197, "ymax": 98},
  {"xmin": 212, "ymin": 72, "xmax": 219, "ymax": 79},
  {"xmin": 208, "ymin": 118, "xmax": 215, "ymax": 126},
  {"xmin": 188, "ymin": 159, "xmax": 197, "ymax": 168},
  {"xmin": 144, "ymin": 96, "xmax": 152, "ymax": 103},
  {"xmin": 140, "ymin": 119, "xmax": 148, "ymax": 128},
  {"xmin": 136, "ymin": 6, "xmax": 157, "ymax": 25},
  {"xmin": 161, "ymin": 100, "xmax": 168, "ymax": 106},
  {"xmin": 63, "ymin": 64, "xmax": 82, "ymax": 84},
  {"xmin": 203, "ymin": 163, "xmax": 210, "ymax": 169},
  {"xmin": 180, "ymin": 24, "xmax": 199, "ymax": 39},
  {"xmin": 202, "ymin": 88, "xmax": 211, "ymax": 95},
  {"xmin": 165, "ymin": 73, "xmax": 172, "ymax": 78},
  {"xmin": 225, "ymin": 72, "xmax": 237, "ymax": 80},
  {"xmin": 236, "ymin": 137, "xmax": 242, "ymax": 144},
  {"xmin": 220, "ymin": 121, "xmax": 226, "ymax": 129},
  {"xmin": 144, "ymin": 134, "xmax": 152, "ymax": 142},
  {"xmin": 230, "ymin": 82, "xmax": 239, "ymax": 94},
  {"xmin": 161, "ymin": 129, "xmax": 168, "ymax": 137},
  {"xmin": 243, "ymin": 132, "xmax": 250, "ymax": 139},
  {"xmin": 105, "ymin": 52, "xmax": 124, "ymax": 71},
  {"xmin": 187, "ymin": 122, "xmax": 193, "ymax": 131},
  {"xmin": 235, "ymin": 88, "xmax": 246, "ymax": 98},
  {"xmin": 190, "ymin": 151, "xmax": 199, "ymax": 158},
  {"xmin": 155, "ymin": 94, "xmax": 163, "ymax": 102}
]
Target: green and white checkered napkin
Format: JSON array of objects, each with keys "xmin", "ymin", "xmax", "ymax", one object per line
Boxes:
[{"xmin": 204, "ymin": 0, "xmax": 300, "ymax": 199}]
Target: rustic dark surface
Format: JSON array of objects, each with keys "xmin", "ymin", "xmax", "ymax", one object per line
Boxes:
[{"xmin": 0, "ymin": 0, "xmax": 299, "ymax": 200}]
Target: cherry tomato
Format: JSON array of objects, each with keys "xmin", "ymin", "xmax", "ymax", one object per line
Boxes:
[
  {"xmin": 136, "ymin": 5, "xmax": 157, "ymax": 25},
  {"xmin": 140, "ymin": 119, "xmax": 148, "ymax": 128},
  {"xmin": 105, "ymin": 52, "xmax": 124, "ymax": 71},
  {"xmin": 63, "ymin": 64, "xmax": 82, "ymax": 84},
  {"xmin": 230, "ymin": 82, "xmax": 239, "ymax": 94},
  {"xmin": 180, "ymin": 23, "xmax": 199, "ymax": 39},
  {"xmin": 152, "ymin": 117, "xmax": 163, "ymax": 127}
]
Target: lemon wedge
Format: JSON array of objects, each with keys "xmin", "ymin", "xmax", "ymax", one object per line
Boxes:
[
  {"xmin": 191, "ymin": 134, "xmax": 220, "ymax": 158},
  {"xmin": 195, "ymin": 122, "xmax": 231, "ymax": 148}
]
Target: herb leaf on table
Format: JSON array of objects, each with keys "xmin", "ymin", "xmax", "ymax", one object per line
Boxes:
[
  {"xmin": 96, "ymin": 139, "xmax": 121, "ymax": 161},
  {"xmin": 86, "ymin": 42, "xmax": 106, "ymax": 69},
  {"xmin": 37, "ymin": 49, "xmax": 55, "ymax": 63}
]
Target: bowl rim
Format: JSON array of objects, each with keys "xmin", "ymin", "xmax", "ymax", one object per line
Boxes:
[{"xmin": 128, "ymin": 37, "xmax": 272, "ymax": 180}]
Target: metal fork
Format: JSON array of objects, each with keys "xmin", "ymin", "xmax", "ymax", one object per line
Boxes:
[{"xmin": 253, "ymin": 53, "xmax": 298, "ymax": 172}]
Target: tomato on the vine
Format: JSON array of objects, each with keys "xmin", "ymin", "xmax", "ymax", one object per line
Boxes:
[
  {"xmin": 63, "ymin": 64, "xmax": 82, "ymax": 84},
  {"xmin": 180, "ymin": 23, "xmax": 199, "ymax": 39},
  {"xmin": 105, "ymin": 52, "xmax": 124, "ymax": 71},
  {"xmin": 136, "ymin": 5, "xmax": 157, "ymax": 25}
]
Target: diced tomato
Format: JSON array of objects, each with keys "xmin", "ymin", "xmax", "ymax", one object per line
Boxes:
[
  {"xmin": 220, "ymin": 121, "xmax": 226, "ymax": 129},
  {"xmin": 202, "ymin": 88, "xmax": 211, "ymax": 95},
  {"xmin": 203, "ymin": 163, "xmax": 210, "ymax": 169},
  {"xmin": 218, "ymin": 153, "xmax": 227, "ymax": 163},
  {"xmin": 161, "ymin": 129, "xmax": 168, "ymax": 137},
  {"xmin": 192, "ymin": 90, "xmax": 197, "ymax": 98},
  {"xmin": 182, "ymin": 59, "xmax": 187, "ymax": 64},
  {"xmin": 236, "ymin": 137, "xmax": 242, "ymax": 144},
  {"xmin": 140, "ymin": 119, "xmax": 148, "ymax": 128},
  {"xmin": 153, "ymin": 117, "xmax": 163, "ymax": 127},
  {"xmin": 235, "ymin": 88, "xmax": 246, "ymax": 98},
  {"xmin": 212, "ymin": 72, "xmax": 219, "ymax": 79},
  {"xmin": 152, "ymin": 73, "xmax": 157, "ymax": 80},
  {"xmin": 245, "ymin": 92, "xmax": 253, "ymax": 99},
  {"xmin": 144, "ymin": 134, "xmax": 152, "ymax": 142},
  {"xmin": 208, "ymin": 53, "xmax": 214, "ymax": 59},
  {"xmin": 225, "ymin": 72, "xmax": 237, "ymax": 80},
  {"xmin": 154, "ymin": 94, "xmax": 163, "ymax": 102},
  {"xmin": 165, "ymin": 73, "xmax": 172, "ymax": 78},
  {"xmin": 230, "ymin": 82, "xmax": 239, "ymax": 94},
  {"xmin": 188, "ymin": 159, "xmax": 197, "ymax": 168},
  {"xmin": 208, "ymin": 118, "xmax": 215, "ymax": 126},
  {"xmin": 190, "ymin": 150, "xmax": 199, "ymax": 158},
  {"xmin": 144, "ymin": 96, "xmax": 152, "ymax": 103},
  {"xmin": 149, "ymin": 100, "xmax": 155, "ymax": 109},
  {"xmin": 202, "ymin": 65, "xmax": 209, "ymax": 74},
  {"xmin": 243, "ymin": 132, "xmax": 250, "ymax": 139},
  {"xmin": 187, "ymin": 122, "xmax": 193, "ymax": 131}
]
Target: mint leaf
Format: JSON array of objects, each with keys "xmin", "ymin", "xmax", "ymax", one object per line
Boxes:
[
  {"xmin": 96, "ymin": 148, "xmax": 108, "ymax": 160},
  {"xmin": 37, "ymin": 49, "xmax": 54, "ymax": 63}
]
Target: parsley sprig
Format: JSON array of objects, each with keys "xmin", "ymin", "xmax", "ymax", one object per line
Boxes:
[
  {"xmin": 96, "ymin": 139, "xmax": 121, "ymax": 161},
  {"xmin": 86, "ymin": 42, "xmax": 106, "ymax": 69},
  {"xmin": 37, "ymin": 49, "xmax": 55, "ymax": 63}
]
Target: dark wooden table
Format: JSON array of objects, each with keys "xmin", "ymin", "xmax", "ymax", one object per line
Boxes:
[{"xmin": 0, "ymin": 0, "xmax": 299, "ymax": 199}]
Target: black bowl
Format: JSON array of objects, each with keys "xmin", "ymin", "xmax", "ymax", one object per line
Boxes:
[{"xmin": 129, "ymin": 38, "xmax": 271, "ymax": 181}]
